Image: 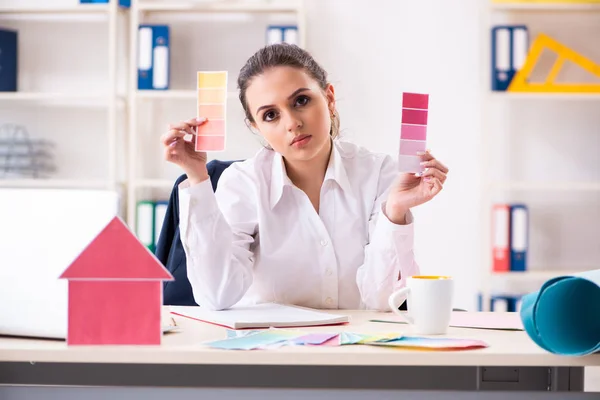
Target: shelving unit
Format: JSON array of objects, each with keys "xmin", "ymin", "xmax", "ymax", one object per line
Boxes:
[
  {"xmin": 135, "ymin": 90, "xmax": 239, "ymax": 100},
  {"xmin": 0, "ymin": 4, "xmax": 120, "ymax": 14},
  {"xmin": 491, "ymin": 3, "xmax": 600, "ymax": 10},
  {"xmin": 126, "ymin": 0, "xmax": 306, "ymax": 228},
  {"xmin": 0, "ymin": 178, "xmax": 112, "ymax": 189},
  {"xmin": 0, "ymin": 1, "xmax": 128, "ymax": 192},
  {"xmin": 479, "ymin": 1, "xmax": 600, "ymax": 311}
]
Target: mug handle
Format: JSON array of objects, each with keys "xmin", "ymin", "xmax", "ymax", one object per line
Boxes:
[{"xmin": 388, "ymin": 287, "xmax": 414, "ymax": 325}]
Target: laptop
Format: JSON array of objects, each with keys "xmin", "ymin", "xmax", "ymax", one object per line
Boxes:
[{"xmin": 0, "ymin": 188, "xmax": 120, "ymax": 339}]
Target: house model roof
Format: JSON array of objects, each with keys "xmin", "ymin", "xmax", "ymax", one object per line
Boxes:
[{"xmin": 59, "ymin": 216, "xmax": 173, "ymax": 281}]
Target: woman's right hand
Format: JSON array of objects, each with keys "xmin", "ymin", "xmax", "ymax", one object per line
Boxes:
[{"xmin": 161, "ymin": 117, "xmax": 210, "ymax": 185}]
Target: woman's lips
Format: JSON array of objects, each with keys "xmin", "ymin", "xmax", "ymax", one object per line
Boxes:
[{"xmin": 291, "ymin": 134, "xmax": 312, "ymax": 147}]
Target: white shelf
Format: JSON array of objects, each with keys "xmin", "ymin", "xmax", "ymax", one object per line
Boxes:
[
  {"xmin": 490, "ymin": 92, "xmax": 600, "ymax": 100},
  {"xmin": 138, "ymin": 1, "xmax": 301, "ymax": 13},
  {"xmin": 0, "ymin": 92, "xmax": 125, "ymax": 107},
  {"xmin": 0, "ymin": 4, "xmax": 123, "ymax": 14},
  {"xmin": 491, "ymin": 181, "xmax": 600, "ymax": 192},
  {"xmin": 136, "ymin": 90, "xmax": 238, "ymax": 100},
  {"xmin": 491, "ymin": 2, "xmax": 600, "ymax": 11},
  {"xmin": 0, "ymin": 179, "xmax": 114, "ymax": 190},
  {"xmin": 491, "ymin": 269, "xmax": 593, "ymax": 281}
]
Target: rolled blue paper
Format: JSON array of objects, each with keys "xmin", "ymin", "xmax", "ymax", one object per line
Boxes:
[{"xmin": 520, "ymin": 269, "xmax": 600, "ymax": 356}]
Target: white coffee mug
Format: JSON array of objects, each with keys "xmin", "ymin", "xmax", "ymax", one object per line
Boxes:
[{"xmin": 388, "ymin": 275, "xmax": 454, "ymax": 335}]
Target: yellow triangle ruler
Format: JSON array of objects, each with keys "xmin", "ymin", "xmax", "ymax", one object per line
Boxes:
[{"xmin": 508, "ymin": 33, "xmax": 600, "ymax": 93}]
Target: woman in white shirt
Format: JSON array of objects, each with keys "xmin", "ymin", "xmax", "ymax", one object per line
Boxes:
[{"xmin": 161, "ymin": 44, "xmax": 449, "ymax": 311}]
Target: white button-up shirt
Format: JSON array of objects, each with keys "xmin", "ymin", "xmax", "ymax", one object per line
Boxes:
[{"xmin": 178, "ymin": 140, "xmax": 419, "ymax": 311}]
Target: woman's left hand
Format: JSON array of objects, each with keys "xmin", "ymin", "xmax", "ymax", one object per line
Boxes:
[{"xmin": 385, "ymin": 150, "xmax": 449, "ymax": 224}]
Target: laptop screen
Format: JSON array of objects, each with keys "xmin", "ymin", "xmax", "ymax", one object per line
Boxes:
[{"xmin": 0, "ymin": 188, "xmax": 119, "ymax": 339}]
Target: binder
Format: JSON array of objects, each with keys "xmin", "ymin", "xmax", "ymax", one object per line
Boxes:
[
  {"xmin": 509, "ymin": 204, "xmax": 528, "ymax": 271},
  {"xmin": 492, "ymin": 204, "xmax": 510, "ymax": 272},
  {"xmin": 266, "ymin": 25, "xmax": 298, "ymax": 45},
  {"xmin": 491, "ymin": 295, "xmax": 518, "ymax": 312},
  {"xmin": 491, "ymin": 25, "xmax": 528, "ymax": 91},
  {"xmin": 0, "ymin": 29, "xmax": 17, "ymax": 92},
  {"xmin": 79, "ymin": 0, "xmax": 131, "ymax": 6},
  {"xmin": 153, "ymin": 200, "xmax": 168, "ymax": 249},
  {"xmin": 138, "ymin": 25, "xmax": 170, "ymax": 90},
  {"xmin": 477, "ymin": 294, "xmax": 521, "ymax": 312},
  {"xmin": 136, "ymin": 201, "xmax": 155, "ymax": 252}
]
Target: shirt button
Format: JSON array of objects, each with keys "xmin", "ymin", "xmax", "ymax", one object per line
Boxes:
[
  {"xmin": 325, "ymin": 269, "xmax": 332, "ymax": 276},
  {"xmin": 320, "ymin": 239, "xmax": 329, "ymax": 247},
  {"xmin": 325, "ymin": 297, "xmax": 333, "ymax": 306}
]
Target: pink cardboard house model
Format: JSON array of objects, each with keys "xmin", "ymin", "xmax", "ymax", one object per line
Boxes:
[{"xmin": 59, "ymin": 216, "xmax": 173, "ymax": 345}]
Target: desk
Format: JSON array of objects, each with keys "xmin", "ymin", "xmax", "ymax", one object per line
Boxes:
[{"xmin": 0, "ymin": 310, "xmax": 598, "ymax": 399}]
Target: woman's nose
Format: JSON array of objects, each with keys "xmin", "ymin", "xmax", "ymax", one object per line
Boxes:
[{"xmin": 283, "ymin": 112, "xmax": 303, "ymax": 132}]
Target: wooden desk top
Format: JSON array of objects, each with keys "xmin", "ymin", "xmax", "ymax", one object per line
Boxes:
[{"xmin": 0, "ymin": 310, "xmax": 598, "ymax": 367}]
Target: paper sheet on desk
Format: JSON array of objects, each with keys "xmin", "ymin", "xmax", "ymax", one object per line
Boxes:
[
  {"xmin": 370, "ymin": 312, "xmax": 524, "ymax": 331},
  {"xmin": 520, "ymin": 269, "xmax": 600, "ymax": 356}
]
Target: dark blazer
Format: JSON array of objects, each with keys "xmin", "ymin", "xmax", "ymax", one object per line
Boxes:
[{"xmin": 155, "ymin": 160, "xmax": 237, "ymax": 306}]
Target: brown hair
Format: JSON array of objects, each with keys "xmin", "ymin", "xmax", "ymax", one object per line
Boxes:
[{"xmin": 237, "ymin": 43, "xmax": 340, "ymax": 139}]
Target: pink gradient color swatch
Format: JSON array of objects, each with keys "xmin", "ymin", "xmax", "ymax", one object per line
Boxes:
[
  {"xmin": 399, "ymin": 139, "xmax": 427, "ymax": 156},
  {"xmin": 400, "ymin": 124, "xmax": 427, "ymax": 141},
  {"xmin": 403, "ymin": 92, "xmax": 429, "ymax": 109},
  {"xmin": 399, "ymin": 91, "xmax": 429, "ymax": 173},
  {"xmin": 401, "ymin": 109, "xmax": 428, "ymax": 126}
]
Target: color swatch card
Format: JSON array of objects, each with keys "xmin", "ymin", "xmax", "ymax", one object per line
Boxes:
[
  {"xmin": 205, "ymin": 328, "xmax": 488, "ymax": 351},
  {"xmin": 196, "ymin": 71, "xmax": 227, "ymax": 152},
  {"xmin": 399, "ymin": 92, "xmax": 429, "ymax": 173}
]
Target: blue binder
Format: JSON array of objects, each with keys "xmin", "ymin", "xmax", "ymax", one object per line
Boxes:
[
  {"xmin": 0, "ymin": 29, "xmax": 17, "ymax": 92},
  {"xmin": 266, "ymin": 25, "xmax": 298, "ymax": 46},
  {"xmin": 491, "ymin": 295, "xmax": 518, "ymax": 312},
  {"xmin": 509, "ymin": 204, "xmax": 528, "ymax": 271},
  {"xmin": 79, "ymin": 0, "xmax": 131, "ymax": 7},
  {"xmin": 138, "ymin": 25, "xmax": 170, "ymax": 90},
  {"xmin": 491, "ymin": 25, "xmax": 528, "ymax": 91}
]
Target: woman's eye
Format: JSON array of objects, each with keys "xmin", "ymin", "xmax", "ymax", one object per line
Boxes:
[
  {"xmin": 263, "ymin": 110, "xmax": 278, "ymax": 122},
  {"xmin": 295, "ymin": 95, "xmax": 310, "ymax": 107}
]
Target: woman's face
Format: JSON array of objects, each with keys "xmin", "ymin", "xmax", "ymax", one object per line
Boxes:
[{"xmin": 245, "ymin": 66, "xmax": 335, "ymax": 163}]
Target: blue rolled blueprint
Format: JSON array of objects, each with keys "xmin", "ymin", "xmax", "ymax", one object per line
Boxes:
[{"xmin": 520, "ymin": 269, "xmax": 600, "ymax": 356}]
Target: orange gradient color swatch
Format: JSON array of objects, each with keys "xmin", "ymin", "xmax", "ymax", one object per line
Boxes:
[{"xmin": 196, "ymin": 71, "xmax": 227, "ymax": 152}]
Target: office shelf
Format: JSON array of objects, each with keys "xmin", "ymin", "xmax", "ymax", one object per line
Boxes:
[{"xmin": 136, "ymin": 90, "xmax": 238, "ymax": 100}]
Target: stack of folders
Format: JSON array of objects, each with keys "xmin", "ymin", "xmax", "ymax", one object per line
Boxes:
[
  {"xmin": 136, "ymin": 200, "xmax": 168, "ymax": 253},
  {"xmin": 492, "ymin": 204, "xmax": 529, "ymax": 273},
  {"xmin": 477, "ymin": 293, "xmax": 523, "ymax": 312},
  {"xmin": 137, "ymin": 25, "xmax": 170, "ymax": 90},
  {"xmin": 266, "ymin": 25, "xmax": 299, "ymax": 45},
  {"xmin": 79, "ymin": 0, "xmax": 131, "ymax": 6}
]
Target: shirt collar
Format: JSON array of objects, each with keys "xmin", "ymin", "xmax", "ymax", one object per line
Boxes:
[{"xmin": 269, "ymin": 140, "xmax": 352, "ymax": 209}]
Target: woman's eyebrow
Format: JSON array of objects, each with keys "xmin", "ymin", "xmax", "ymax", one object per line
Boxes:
[{"xmin": 255, "ymin": 88, "xmax": 310, "ymax": 115}]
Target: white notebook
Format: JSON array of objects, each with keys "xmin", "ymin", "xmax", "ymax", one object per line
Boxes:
[{"xmin": 170, "ymin": 303, "xmax": 349, "ymax": 329}]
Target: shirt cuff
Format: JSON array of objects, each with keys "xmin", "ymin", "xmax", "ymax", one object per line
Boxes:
[{"xmin": 178, "ymin": 178, "xmax": 220, "ymax": 222}]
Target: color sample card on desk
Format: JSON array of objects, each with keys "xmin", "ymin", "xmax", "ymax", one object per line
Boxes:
[
  {"xmin": 196, "ymin": 71, "xmax": 227, "ymax": 152},
  {"xmin": 399, "ymin": 92, "xmax": 429, "ymax": 174},
  {"xmin": 205, "ymin": 328, "xmax": 488, "ymax": 351}
]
